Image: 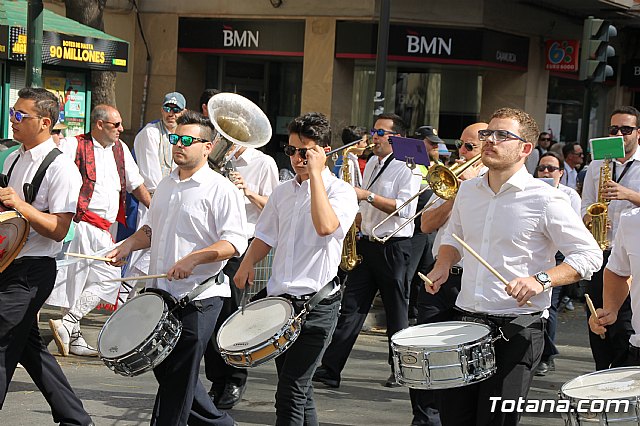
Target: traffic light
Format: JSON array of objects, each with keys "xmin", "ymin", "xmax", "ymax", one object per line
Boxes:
[{"xmin": 579, "ymin": 16, "xmax": 617, "ymax": 83}]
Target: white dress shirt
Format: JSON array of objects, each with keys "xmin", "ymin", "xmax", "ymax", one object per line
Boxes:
[
  {"xmin": 146, "ymin": 165, "xmax": 248, "ymax": 300},
  {"xmin": 2, "ymin": 139, "xmax": 81, "ymax": 258},
  {"xmin": 255, "ymin": 168, "xmax": 358, "ymax": 297},
  {"xmin": 606, "ymin": 208, "xmax": 640, "ymax": 347},
  {"xmin": 441, "ymin": 166, "xmax": 602, "ymax": 315},
  {"xmin": 560, "ymin": 163, "xmax": 578, "ymax": 189},
  {"xmin": 230, "ymin": 147, "xmax": 279, "ymax": 238},
  {"xmin": 581, "ymin": 150, "xmax": 640, "ymax": 247},
  {"xmin": 59, "ymin": 136, "xmax": 144, "ymax": 223},
  {"xmin": 557, "ymin": 183, "xmax": 581, "ymax": 215},
  {"xmin": 359, "ymin": 154, "xmax": 421, "ymax": 238},
  {"xmin": 134, "ymin": 121, "xmax": 174, "ymax": 193},
  {"xmin": 338, "ymin": 152, "xmax": 363, "ymax": 188}
]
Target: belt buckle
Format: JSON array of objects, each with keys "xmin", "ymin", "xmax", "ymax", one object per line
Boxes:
[
  {"xmin": 450, "ymin": 266, "xmax": 463, "ymax": 275},
  {"xmin": 368, "ymin": 235, "xmax": 376, "ymax": 242}
]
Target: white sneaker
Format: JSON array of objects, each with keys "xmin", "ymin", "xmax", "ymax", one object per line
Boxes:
[
  {"xmin": 70, "ymin": 333, "xmax": 98, "ymax": 357},
  {"xmin": 49, "ymin": 319, "xmax": 71, "ymax": 356}
]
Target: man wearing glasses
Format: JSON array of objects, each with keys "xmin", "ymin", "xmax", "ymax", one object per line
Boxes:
[
  {"xmin": 47, "ymin": 105, "xmax": 151, "ymax": 357},
  {"xmin": 581, "ymin": 106, "xmax": 640, "ymax": 371},
  {"xmin": 560, "ymin": 142, "xmax": 584, "ymax": 189},
  {"xmin": 425, "ymin": 107, "xmax": 601, "ymax": 425},
  {"xmin": 108, "ymin": 110, "xmax": 246, "ymax": 426},
  {"xmin": 314, "ymin": 113, "xmax": 422, "ymax": 388}
]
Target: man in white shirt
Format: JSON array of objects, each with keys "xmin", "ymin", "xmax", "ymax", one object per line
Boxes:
[
  {"xmin": 589, "ymin": 208, "xmax": 640, "ymax": 367},
  {"xmin": 47, "ymin": 105, "xmax": 151, "ymax": 357},
  {"xmin": 425, "ymin": 107, "xmax": 602, "ymax": 425},
  {"xmin": 0, "ymin": 88, "xmax": 92, "ymax": 425},
  {"xmin": 337, "ymin": 126, "xmax": 368, "ymax": 188},
  {"xmin": 314, "ymin": 113, "xmax": 422, "ymax": 388},
  {"xmin": 560, "ymin": 142, "xmax": 583, "ymax": 189},
  {"xmin": 234, "ymin": 112, "xmax": 358, "ymax": 425},
  {"xmin": 581, "ymin": 106, "xmax": 640, "ymax": 371},
  {"xmin": 108, "ymin": 110, "xmax": 246, "ymax": 426}
]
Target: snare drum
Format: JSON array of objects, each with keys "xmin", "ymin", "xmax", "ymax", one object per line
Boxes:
[
  {"xmin": 560, "ymin": 367, "xmax": 640, "ymax": 425},
  {"xmin": 97, "ymin": 292, "xmax": 182, "ymax": 376},
  {"xmin": 0, "ymin": 205, "xmax": 29, "ymax": 272},
  {"xmin": 391, "ymin": 321, "xmax": 496, "ymax": 389},
  {"xmin": 217, "ymin": 297, "xmax": 301, "ymax": 368}
]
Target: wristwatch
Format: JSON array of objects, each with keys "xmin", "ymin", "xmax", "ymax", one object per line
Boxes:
[
  {"xmin": 366, "ymin": 192, "xmax": 376, "ymax": 204},
  {"xmin": 534, "ymin": 272, "xmax": 552, "ymax": 291}
]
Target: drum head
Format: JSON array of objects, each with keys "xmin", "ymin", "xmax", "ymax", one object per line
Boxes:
[
  {"xmin": 98, "ymin": 293, "xmax": 166, "ymax": 358},
  {"xmin": 0, "ymin": 210, "xmax": 29, "ymax": 273},
  {"xmin": 562, "ymin": 367, "xmax": 640, "ymax": 400},
  {"xmin": 392, "ymin": 321, "xmax": 491, "ymax": 347},
  {"xmin": 217, "ymin": 297, "xmax": 293, "ymax": 351}
]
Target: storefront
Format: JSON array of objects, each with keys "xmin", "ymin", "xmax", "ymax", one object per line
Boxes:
[{"xmin": 0, "ymin": 0, "xmax": 128, "ymax": 139}]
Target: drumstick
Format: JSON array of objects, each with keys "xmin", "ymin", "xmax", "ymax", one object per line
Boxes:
[
  {"xmin": 65, "ymin": 252, "xmax": 119, "ymax": 263},
  {"xmin": 103, "ymin": 274, "xmax": 168, "ymax": 283},
  {"xmin": 418, "ymin": 272, "xmax": 433, "ymax": 287},
  {"xmin": 585, "ymin": 293, "xmax": 606, "ymax": 340},
  {"xmin": 451, "ymin": 234, "xmax": 533, "ymax": 307}
]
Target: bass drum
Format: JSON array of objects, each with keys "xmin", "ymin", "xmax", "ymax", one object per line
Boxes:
[{"xmin": 0, "ymin": 204, "xmax": 29, "ymax": 272}]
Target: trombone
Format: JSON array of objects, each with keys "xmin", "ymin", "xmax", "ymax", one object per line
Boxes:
[{"xmin": 370, "ymin": 153, "xmax": 482, "ymax": 243}]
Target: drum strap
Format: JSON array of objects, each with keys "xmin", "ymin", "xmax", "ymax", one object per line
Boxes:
[
  {"xmin": 497, "ymin": 314, "xmax": 543, "ymax": 342},
  {"xmin": 0, "ymin": 148, "xmax": 62, "ymax": 205},
  {"xmin": 172, "ymin": 272, "xmax": 225, "ymax": 311},
  {"xmin": 303, "ymin": 278, "xmax": 339, "ymax": 314}
]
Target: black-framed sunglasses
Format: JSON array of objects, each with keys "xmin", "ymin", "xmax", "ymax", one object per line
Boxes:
[
  {"xmin": 454, "ymin": 140, "xmax": 477, "ymax": 151},
  {"xmin": 102, "ymin": 120, "xmax": 122, "ymax": 128},
  {"xmin": 536, "ymin": 165, "xmax": 561, "ymax": 172},
  {"xmin": 478, "ymin": 129, "xmax": 527, "ymax": 143},
  {"xmin": 539, "ymin": 137, "xmax": 551, "ymax": 142},
  {"xmin": 283, "ymin": 144, "xmax": 308, "ymax": 159},
  {"xmin": 370, "ymin": 128, "xmax": 399, "ymax": 137},
  {"xmin": 162, "ymin": 105, "xmax": 183, "ymax": 114},
  {"xmin": 608, "ymin": 125, "xmax": 637, "ymax": 136},
  {"xmin": 9, "ymin": 107, "xmax": 42, "ymax": 123},
  {"xmin": 168, "ymin": 133, "xmax": 209, "ymax": 146}
]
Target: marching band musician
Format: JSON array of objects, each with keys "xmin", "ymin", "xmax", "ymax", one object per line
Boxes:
[
  {"xmin": 581, "ymin": 106, "xmax": 640, "ymax": 371},
  {"xmin": 108, "ymin": 110, "xmax": 247, "ymax": 426},
  {"xmin": 47, "ymin": 105, "xmax": 151, "ymax": 357},
  {"xmin": 412, "ymin": 122, "xmax": 487, "ymax": 425},
  {"xmin": 234, "ymin": 112, "xmax": 358, "ymax": 425},
  {"xmin": 314, "ymin": 113, "xmax": 422, "ymax": 388},
  {"xmin": 337, "ymin": 126, "xmax": 368, "ymax": 187},
  {"xmin": 0, "ymin": 88, "xmax": 93, "ymax": 425},
  {"xmin": 425, "ymin": 107, "xmax": 601, "ymax": 425}
]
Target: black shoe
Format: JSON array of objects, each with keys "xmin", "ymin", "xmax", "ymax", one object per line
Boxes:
[
  {"xmin": 312, "ymin": 366, "xmax": 340, "ymax": 388},
  {"xmin": 208, "ymin": 384, "xmax": 223, "ymax": 405},
  {"xmin": 535, "ymin": 361, "xmax": 549, "ymax": 377},
  {"xmin": 384, "ymin": 373, "xmax": 401, "ymax": 388},
  {"xmin": 217, "ymin": 382, "xmax": 246, "ymax": 410}
]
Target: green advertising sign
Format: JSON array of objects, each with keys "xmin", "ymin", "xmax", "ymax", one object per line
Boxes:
[{"xmin": 589, "ymin": 136, "xmax": 625, "ymax": 160}]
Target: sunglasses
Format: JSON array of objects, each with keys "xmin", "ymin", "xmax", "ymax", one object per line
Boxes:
[
  {"xmin": 455, "ymin": 140, "xmax": 477, "ymax": 151},
  {"xmin": 536, "ymin": 165, "xmax": 561, "ymax": 172},
  {"xmin": 168, "ymin": 134, "xmax": 209, "ymax": 146},
  {"xmin": 370, "ymin": 128, "xmax": 399, "ymax": 137},
  {"xmin": 10, "ymin": 107, "xmax": 42, "ymax": 123},
  {"xmin": 284, "ymin": 144, "xmax": 309, "ymax": 159},
  {"xmin": 162, "ymin": 106, "xmax": 183, "ymax": 114},
  {"xmin": 478, "ymin": 129, "xmax": 526, "ymax": 143},
  {"xmin": 539, "ymin": 137, "xmax": 551, "ymax": 141},
  {"xmin": 608, "ymin": 125, "xmax": 637, "ymax": 136},
  {"xmin": 102, "ymin": 120, "xmax": 122, "ymax": 128}
]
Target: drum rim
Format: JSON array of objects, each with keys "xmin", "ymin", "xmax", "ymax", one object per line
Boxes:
[
  {"xmin": 0, "ymin": 210, "xmax": 30, "ymax": 273},
  {"xmin": 560, "ymin": 366, "xmax": 640, "ymax": 398},
  {"xmin": 216, "ymin": 296, "xmax": 295, "ymax": 352},
  {"xmin": 391, "ymin": 321, "xmax": 492, "ymax": 346}
]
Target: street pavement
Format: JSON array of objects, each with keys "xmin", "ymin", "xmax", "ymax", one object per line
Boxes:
[{"xmin": 3, "ymin": 303, "xmax": 597, "ymax": 425}]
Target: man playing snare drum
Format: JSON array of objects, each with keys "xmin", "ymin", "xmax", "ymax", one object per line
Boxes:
[
  {"xmin": 425, "ymin": 107, "xmax": 602, "ymax": 425},
  {"xmin": 108, "ymin": 110, "xmax": 247, "ymax": 426},
  {"xmin": 234, "ymin": 112, "xmax": 358, "ymax": 425}
]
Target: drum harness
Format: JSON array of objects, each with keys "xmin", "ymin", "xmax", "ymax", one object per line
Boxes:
[
  {"xmin": 454, "ymin": 308, "xmax": 544, "ymax": 343},
  {"xmin": 0, "ymin": 148, "xmax": 62, "ymax": 205}
]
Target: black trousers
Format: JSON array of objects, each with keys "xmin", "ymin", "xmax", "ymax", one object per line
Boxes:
[
  {"xmin": 406, "ymin": 233, "xmax": 435, "ymax": 320},
  {"xmin": 274, "ymin": 294, "xmax": 341, "ymax": 426},
  {"xmin": 320, "ymin": 237, "xmax": 411, "ymax": 378},
  {"xmin": 204, "ymin": 257, "xmax": 248, "ymax": 391},
  {"xmin": 0, "ymin": 257, "xmax": 92, "ymax": 426},
  {"xmin": 585, "ymin": 249, "xmax": 633, "ymax": 370},
  {"xmin": 409, "ymin": 266, "xmax": 462, "ymax": 426},
  {"xmin": 438, "ymin": 316, "xmax": 545, "ymax": 426},
  {"xmin": 151, "ymin": 296, "xmax": 234, "ymax": 426}
]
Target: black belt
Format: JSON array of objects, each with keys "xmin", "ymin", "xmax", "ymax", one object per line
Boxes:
[
  {"xmin": 281, "ymin": 291, "xmax": 341, "ymax": 305},
  {"xmin": 450, "ymin": 266, "xmax": 463, "ymax": 275},
  {"xmin": 362, "ymin": 235, "xmax": 409, "ymax": 244},
  {"xmin": 629, "ymin": 344, "xmax": 640, "ymax": 359},
  {"xmin": 455, "ymin": 308, "xmax": 545, "ymax": 340},
  {"xmin": 13, "ymin": 256, "xmax": 53, "ymax": 265}
]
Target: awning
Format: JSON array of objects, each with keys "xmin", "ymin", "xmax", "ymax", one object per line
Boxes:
[{"xmin": 0, "ymin": 0, "xmax": 128, "ymax": 72}]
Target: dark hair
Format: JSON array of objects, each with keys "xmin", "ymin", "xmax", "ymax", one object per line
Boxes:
[
  {"xmin": 17, "ymin": 87, "xmax": 59, "ymax": 129},
  {"xmin": 539, "ymin": 151, "xmax": 564, "ymax": 170},
  {"xmin": 341, "ymin": 126, "xmax": 367, "ymax": 144},
  {"xmin": 490, "ymin": 107, "xmax": 539, "ymax": 146},
  {"xmin": 610, "ymin": 106, "xmax": 640, "ymax": 126},
  {"xmin": 562, "ymin": 142, "xmax": 581, "ymax": 159},
  {"xmin": 375, "ymin": 112, "xmax": 407, "ymax": 136},
  {"xmin": 287, "ymin": 112, "xmax": 331, "ymax": 147},
  {"xmin": 199, "ymin": 88, "xmax": 221, "ymax": 110},
  {"xmin": 176, "ymin": 110, "xmax": 216, "ymax": 141},
  {"xmin": 538, "ymin": 132, "xmax": 550, "ymax": 140}
]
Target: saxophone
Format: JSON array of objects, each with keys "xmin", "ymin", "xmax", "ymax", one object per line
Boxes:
[
  {"xmin": 586, "ymin": 158, "xmax": 611, "ymax": 250},
  {"xmin": 339, "ymin": 144, "xmax": 371, "ymax": 271}
]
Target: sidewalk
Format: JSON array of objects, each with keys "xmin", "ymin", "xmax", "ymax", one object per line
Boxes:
[{"xmin": 3, "ymin": 303, "xmax": 595, "ymax": 425}]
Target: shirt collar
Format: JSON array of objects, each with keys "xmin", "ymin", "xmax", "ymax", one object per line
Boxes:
[
  {"xmin": 377, "ymin": 152, "xmax": 393, "ymax": 165},
  {"xmin": 291, "ymin": 167, "xmax": 332, "ymax": 190},
  {"xmin": 478, "ymin": 165, "xmax": 530, "ymax": 193},
  {"xmin": 233, "ymin": 147, "xmax": 258, "ymax": 166},
  {"xmin": 618, "ymin": 148, "xmax": 640, "ymax": 165},
  {"xmin": 170, "ymin": 162, "xmax": 213, "ymax": 183},
  {"xmin": 19, "ymin": 138, "xmax": 56, "ymax": 161}
]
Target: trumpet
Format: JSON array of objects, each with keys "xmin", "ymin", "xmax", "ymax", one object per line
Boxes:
[{"xmin": 371, "ymin": 154, "xmax": 482, "ymax": 243}]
